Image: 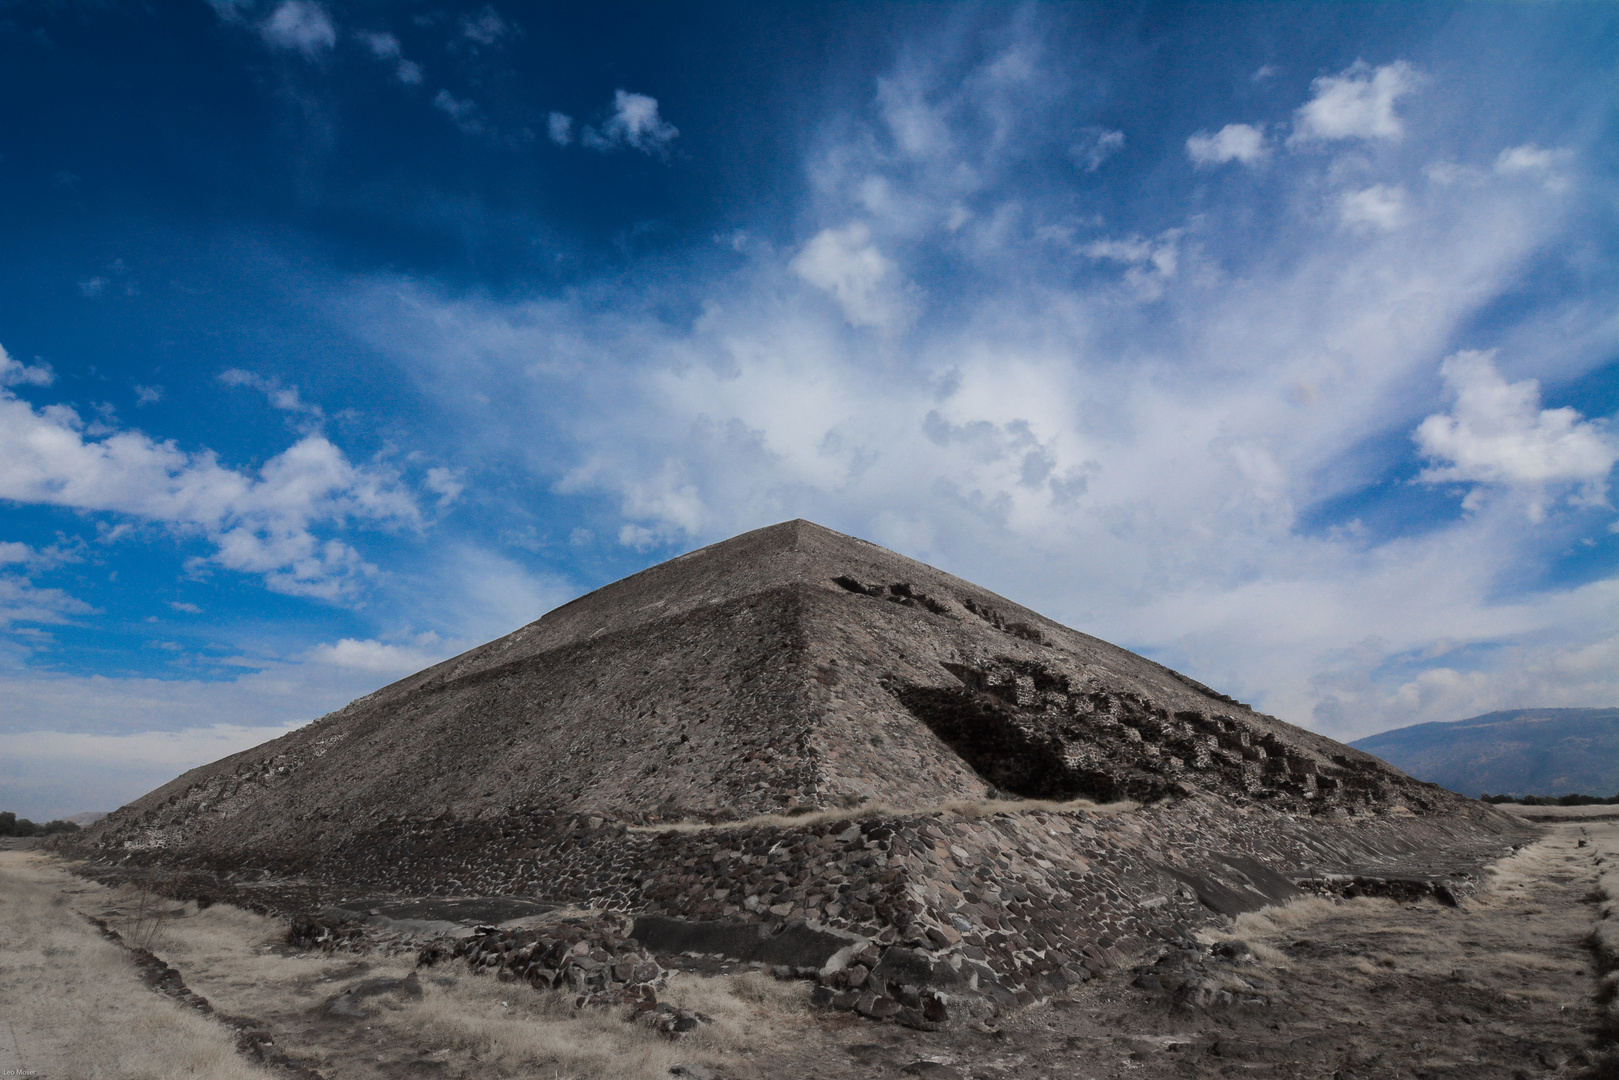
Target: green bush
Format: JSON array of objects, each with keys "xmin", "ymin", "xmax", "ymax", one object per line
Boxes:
[{"xmin": 0, "ymin": 812, "xmax": 82, "ymax": 837}]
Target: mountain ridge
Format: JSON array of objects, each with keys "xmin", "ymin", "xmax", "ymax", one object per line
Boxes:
[{"xmin": 1352, "ymin": 707, "xmax": 1619, "ymax": 797}]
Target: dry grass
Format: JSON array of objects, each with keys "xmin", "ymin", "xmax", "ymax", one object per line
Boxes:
[
  {"xmin": 1207, "ymin": 832, "xmax": 1604, "ymax": 995},
  {"xmin": 631, "ymin": 795, "xmax": 1141, "ymax": 834},
  {"xmin": 1500, "ymin": 804, "xmax": 1619, "ymax": 821},
  {"xmin": 0, "ymin": 851, "xmax": 278, "ymax": 1079},
  {"xmin": 385, "ymin": 966, "xmax": 811, "ymax": 1079}
]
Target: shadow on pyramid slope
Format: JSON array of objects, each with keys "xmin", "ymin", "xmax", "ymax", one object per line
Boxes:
[{"xmin": 63, "ymin": 520, "xmax": 1532, "ymax": 1022}]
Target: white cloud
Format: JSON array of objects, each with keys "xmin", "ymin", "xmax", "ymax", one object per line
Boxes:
[
  {"xmin": 1071, "ymin": 127, "xmax": 1125, "ymax": 172},
  {"xmin": 355, "ymin": 29, "xmax": 422, "ymax": 83},
  {"xmin": 0, "ymin": 369, "xmax": 420, "ymax": 600},
  {"xmin": 357, "ymin": 30, "xmax": 400, "ymax": 58},
  {"xmin": 424, "ymin": 466, "xmax": 465, "ymax": 505},
  {"xmin": 168, "ymin": 601, "xmax": 202, "ymax": 614},
  {"xmin": 303, "ymin": 636, "xmax": 442, "ymax": 675},
  {"xmin": 790, "ymin": 222, "xmax": 918, "ymax": 329},
  {"xmin": 1186, "ymin": 123, "xmax": 1268, "ymax": 166},
  {"xmin": 1079, "ymin": 229, "xmax": 1183, "ymax": 297},
  {"xmin": 0, "ymin": 540, "xmax": 579, "ymax": 817},
  {"xmin": 1415, "ymin": 350, "xmax": 1618, "ymax": 518},
  {"xmin": 547, "ymin": 111, "xmax": 573, "ymax": 147},
  {"xmin": 0, "ymin": 724, "xmax": 304, "ymax": 819},
  {"xmin": 433, "ymin": 90, "xmax": 484, "ymax": 135},
  {"xmin": 78, "ymin": 276, "xmax": 106, "ymax": 298},
  {"xmin": 1495, "ymin": 144, "xmax": 1574, "ymax": 192},
  {"xmin": 333, "ymin": 17, "xmax": 1613, "ymax": 752},
  {"xmin": 460, "ymin": 6, "xmax": 509, "ymax": 46},
  {"xmin": 1338, "ymin": 183, "xmax": 1406, "ymax": 231},
  {"xmin": 1291, "ymin": 60, "xmax": 1418, "ymax": 142},
  {"xmin": 260, "ymin": 1, "xmax": 336, "ymax": 58},
  {"xmin": 134, "ymin": 384, "xmax": 162, "ymax": 406},
  {"xmin": 582, "ymin": 90, "xmax": 678, "ymax": 155},
  {"xmin": 218, "ymin": 368, "xmax": 322, "ymax": 419},
  {"xmin": 0, "ymin": 346, "xmax": 52, "ymax": 388},
  {"xmin": 0, "ymin": 573, "xmax": 92, "ymax": 630}
]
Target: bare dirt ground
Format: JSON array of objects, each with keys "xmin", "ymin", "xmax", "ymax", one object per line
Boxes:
[{"xmin": 2, "ymin": 822, "xmax": 1611, "ymax": 1079}]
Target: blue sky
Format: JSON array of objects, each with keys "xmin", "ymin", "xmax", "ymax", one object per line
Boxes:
[{"xmin": 1, "ymin": 2, "xmax": 1614, "ymax": 818}]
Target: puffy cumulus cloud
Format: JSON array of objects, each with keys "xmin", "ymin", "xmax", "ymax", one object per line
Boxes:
[
  {"xmin": 790, "ymin": 222, "xmax": 919, "ymax": 329},
  {"xmin": 259, "ymin": 1, "xmax": 336, "ymax": 58},
  {"xmin": 1338, "ymin": 183, "xmax": 1406, "ymax": 232},
  {"xmin": 581, "ymin": 90, "xmax": 679, "ymax": 155},
  {"xmin": 1415, "ymin": 350, "xmax": 1618, "ymax": 519},
  {"xmin": 0, "ymin": 371, "xmax": 421, "ymax": 600},
  {"xmin": 1186, "ymin": 123, "xmax": 1268, "ymax": 167},
  {"xmin": 1291, "ymin": 60, "xmax": 1419, "ymax": 142}
]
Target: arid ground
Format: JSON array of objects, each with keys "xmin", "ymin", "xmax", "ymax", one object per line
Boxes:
[{"xmin": 2, "ymin": 815, "xmax": 1610, "ymax": 1080}]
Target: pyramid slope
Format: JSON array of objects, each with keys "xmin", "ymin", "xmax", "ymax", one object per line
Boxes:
[{"xmin": 81, "ymin": 520, "xmax": 1458, "ymax": 863}]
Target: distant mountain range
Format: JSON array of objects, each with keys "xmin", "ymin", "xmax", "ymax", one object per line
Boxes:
[{"xmin": 1351, "ymin": 708, "xmax": 1619, "ymax": 798}]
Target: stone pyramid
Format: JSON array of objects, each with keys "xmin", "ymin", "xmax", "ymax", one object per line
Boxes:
[
  {"xmin": 88, "ymin": 520, "xmax": 1455, "ymax": 859},
  {"xmin": 75, "ymin": 520, "xmax": 1525, "ymax": 1019}
]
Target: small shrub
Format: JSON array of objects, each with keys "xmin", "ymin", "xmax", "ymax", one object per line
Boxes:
[{"xmin": 0, "ymin": 812, "xmax": 80, "ymax": 836}]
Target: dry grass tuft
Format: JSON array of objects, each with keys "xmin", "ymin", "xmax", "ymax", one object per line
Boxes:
[{"xmin": 387, "ymin": 966, "xmax": 811, "ymax": 1079}]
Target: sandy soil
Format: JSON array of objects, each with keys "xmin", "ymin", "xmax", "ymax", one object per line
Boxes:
[{"xmin": 2, "ymin": 823, "xmax": 1610, "ymax": 1079}]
